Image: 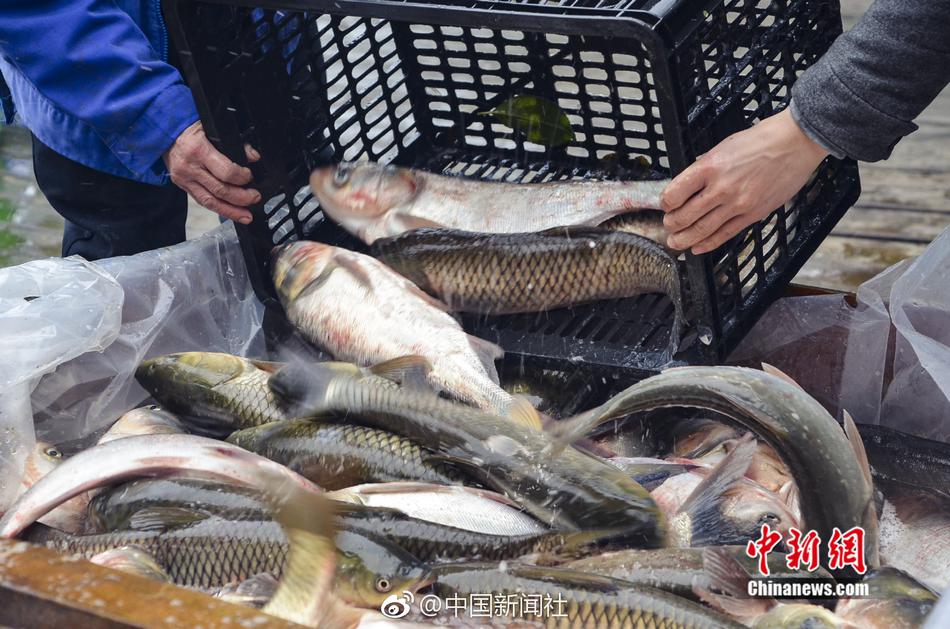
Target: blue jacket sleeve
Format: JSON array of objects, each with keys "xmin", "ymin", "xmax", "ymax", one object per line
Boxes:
[{"xmin": 0, "ymin": 0, "xmax": 199, "ymax": 178}]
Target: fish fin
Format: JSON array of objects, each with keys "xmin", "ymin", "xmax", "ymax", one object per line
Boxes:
[
  {"xmin": 695, "ymin": 547, "xmax": 775, "ymax": 619},
  {"xmin": 264, "ymin": 486, "xmax": 338, "ymax": 627},
  {"xmin": 248, "ymin": 359, "xmax": 284, "ymax": 374},
  {"xmin": 466, "ymin": 334, "xmax": 504, "ymax": 383},
  {"xmin": 324, "ymin": 487, "xmax": 366, "ymax": 505},
  {"xmin": 90, "ymin": 546, "xmax": 170, "ymax": 582},
  {"xmin": 215, "ymin": 572, "xmax": 280, "ymax": 608},
  {"xmin": 412, "ymin": 285, "xmax": 455, "ymax": 313},
  {"xmin": 128, "ymin": 506, "xmax": 211, "ymax": 532},
  {"xmin": 333, "ymin": 251, "xmax": 376, "ymax": 290},
  {"xmin": 397, "ymin": 214, "xmax": 447, "ymax": 231},
  {"xmin": 842, "ymin": 411, "xmax": 880, "ymax": 568},
  {"xmin": 761, "ymin": 363, "xmax": 805, "ymax": 390},
  {"xmin": 507, "ymin": 396, "xmax": 544, "ymax": 431},
  {"xmin": 369, "ymin": 355, "xmax": 432, "ymax": 389},
  {"xmin": 673, "ymin": 435, "xmax": 756, "ymax": 547}
]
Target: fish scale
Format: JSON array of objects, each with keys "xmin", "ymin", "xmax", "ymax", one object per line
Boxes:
[
  {"xmin": 339, "ymin": 510, "xmax": 580, "ymax": 563},
  {"xmin": 37, "ymin": 519, "xmax": 286, "ymax": 590},
  {"xmin": 370, "ymin": 228, "xmax": 683, "ymax": 336},
  {"xmin": 227, "ymin": 420, "xmax": 470, "ymax": 489},
  {"xmin": 429, "ymin": 565, "xmax": 744, "ymax": 628}
]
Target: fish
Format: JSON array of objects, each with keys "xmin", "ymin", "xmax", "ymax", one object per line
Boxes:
[
  {"xmin": 226, "ymin": 420, "xmax": 470, "ymax": 490},
  {"xmin": 135, "ymin": 351, "xmax": 428, "ymax": 434},
  {"xmin": 29, "ymin": 513, "xmax": 430, "ymax": 610},
  {"xmin": 88, "ymin": 482, "xmax": 588, "ymax": 568},
  {"xmin": 428, "ymin": 562, "xmax": 744, "ymax": 628},
  {"xmin": 549, "ymin": 366, "xmax": 878, "ymax": 577},
  {"xmin": 276, "ymin": 361, "xmax": 664, "ymax": 544},
  {"xmin": 835, "ymin": 567, "xmax": 937, "ymax": 629},
  {"xmin": 327, "ymin": 482, "xmax": 548, "ymax": 536},
  {"xmin": 696, "ymin": 548, "xmax": 853, "ymax": 629},
  {"xmin": 877, "ymin": 484, "xmax": 950, "ymax": 592},
  {"xmin": 17, "ymin": 441, "xmax": 91, "ymax": 534},
  {"xmin": 135, "ymin": 352, "xmax": 291, "ymax": 435},
  {"xmin": 309, "ymin": 161, "xmax": 669, "ymax": 244},
  {"xmin": 685, "ymin": 437, "xmax": 794, "ymax": 496},
  {"xmin": 563, "ymin": 547, "xmax": 833, "ymax": 603},
  {"xmin": 333, "ymin": 529, "xmax": 433, "ymax": 609},
  {"xmin": 857, "ymin": 423, "xmax": 950, "ymax": 500},
  {"xmin": 87, "ymin": 478, "xmax": 269, "ymax": 533},
  {"xmin": 653, "ymin": 437, "xmax": 802, "ymax": 547},
  {"xmin": 0, "ymin": 434, "xmax": 349, "ymax": 628},
  {"xmin": 336, "ymin": 502, "xmax": 607, "ymax": 564},
  {"xmin": 97, "ymin": 405, "xmax": 185, "ymax": 444},
  {"xmin": 369, "ymin": 227, "xmax": 684, "ymax": 348},
  {"xmin": 598, "ymin": 209, "xmax": 670, "ymax": 244},
  {"xmin": 272, "ymin": 241, "xmax": 514, "ymax": 414},
  {"xmin": 607, "ymin": 457, "xmax": 697, "ymax": 490}
]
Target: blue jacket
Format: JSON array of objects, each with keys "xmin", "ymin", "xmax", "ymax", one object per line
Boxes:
[{"xmin": 0, "ymin": 0, "xmax": 199, "ymax": 185}]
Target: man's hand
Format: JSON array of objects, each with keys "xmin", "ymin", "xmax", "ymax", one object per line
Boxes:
[
  {"xmin": 660, "ymin": 108, "xmax": 830, "ymax": 254},
  {"xmin": 164, "ymin": 121, "xmax": 261, "ymax": 224}
]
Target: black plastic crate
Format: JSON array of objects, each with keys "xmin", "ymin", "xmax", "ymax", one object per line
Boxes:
[{"xmin": 164, "ymin": 0, "xmax": 860, "ymax": 378}]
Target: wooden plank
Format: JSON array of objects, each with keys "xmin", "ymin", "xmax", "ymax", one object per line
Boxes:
[
  {"xmin": 831, "ymin": 208, "xmax": 950, "ymax": 243},
  {"xmin": 853, "ymin": 167, "xmax": 950, "ymax": 212},
  {"xmin": 0, "ymin": 539, "xmax": 303, "ymax": 629},
  {"xmin": 794, "ymin": 235, "xmax": 924, "ymax": 292}
]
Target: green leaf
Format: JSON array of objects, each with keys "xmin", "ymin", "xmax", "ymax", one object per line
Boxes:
[{"xmin": 483, "ymin": 95, "xmax": 575, "ymax": 148}]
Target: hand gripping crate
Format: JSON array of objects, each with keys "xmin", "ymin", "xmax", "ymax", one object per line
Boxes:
[{"xmin": 164, "ymin": 0, "xmax": 860, "ymax": 383}]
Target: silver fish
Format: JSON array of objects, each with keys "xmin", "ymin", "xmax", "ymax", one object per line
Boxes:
[
  {"xmin": 310, "ymin": 161, "xmax": 669, "ymax": 244},
  {"xmin": 272, "ymin": 240, "xmax": 513, "ymax": 413},
  {"xmin": 327, "ymin": 482, "xmax": 548, "ymax": 536}
]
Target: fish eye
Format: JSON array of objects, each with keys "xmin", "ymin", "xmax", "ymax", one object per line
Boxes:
[
  {"xmin": 375, "ymin": 577, "xmax": 391, "ymax": 593},
  {"xmin": 43, "ymin": 447, "xmax": 62, "ymax": 459},
  {"xmin": 333, "ymin": 165, "xmax": 351, "ymax": 187},
  {"xmin": 758, "ymin": 513, "xmax": 780, "ymax": 526},
  {"xmin": 147, "ymin": 404, "xmax": 160, "ymax": 411}
]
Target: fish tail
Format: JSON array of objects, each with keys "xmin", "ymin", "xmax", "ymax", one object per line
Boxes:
[
  {"xmin": 665, "ymin": 261, "xmax": 685, "ymax": 358},
  {"xmin": 263, "ymin": 484, "xmax": 338, "ymax": 626}
]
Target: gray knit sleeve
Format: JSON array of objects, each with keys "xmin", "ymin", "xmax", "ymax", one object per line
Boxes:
[{"xmin": 790, "ymin": 0, "xmax": 950, "ymax": 162}]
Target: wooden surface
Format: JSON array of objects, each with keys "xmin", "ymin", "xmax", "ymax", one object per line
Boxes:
[
  {"xmin": 0, "ymin": 539, "xmax": 302, "ymax": 629},
  {"xmin": 794, "ymin": 0, "xmax": 950, "ymax": 291}
]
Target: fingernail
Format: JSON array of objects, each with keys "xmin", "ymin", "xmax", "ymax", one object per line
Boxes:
[
  {"xmin": 252, "ymin": 192, "xmax": 262, "ymax": 203},
  {"xmin": 239, "ymin": 216, "xmax": 252, "ymax": 225}
]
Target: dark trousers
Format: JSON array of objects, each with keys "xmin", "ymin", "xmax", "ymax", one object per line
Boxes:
[{"xmin": 31, "ymin": 135, "xmax": 188, "ymax": 261}]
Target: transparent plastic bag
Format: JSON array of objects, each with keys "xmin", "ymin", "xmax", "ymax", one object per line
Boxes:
[
  {"xmin": 0, "ymin": 257, "xmax": 123, "ymax": 507},
  {"xmin": 0, "ymin": 224, "xmax": 264, "ymax": 509},
  {"xmin": 732, "ymin": 227, "xmax": 950, "ymax": 443}
]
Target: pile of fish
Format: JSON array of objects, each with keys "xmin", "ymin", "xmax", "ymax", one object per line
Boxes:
[
  {"xmin": 4, "ymin": 353, "xmax": 947, "ymax": 627},
  {"xmin": 2, "ymin": 164, "xmax": 946, "ymax": 627},
  {"xmin": 307, "ymin": 161, "xmax": 684, "ymax": 353}
]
